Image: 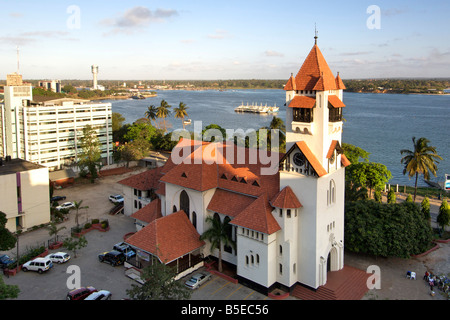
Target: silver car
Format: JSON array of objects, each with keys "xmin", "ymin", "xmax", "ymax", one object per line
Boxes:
[
  {"xmin": 45, "ymin": 252, "xmax": 70, "ymax": 264},
  {"xmin": 185, "ymin": 272, "xmax": 211, "ymax": 289}
]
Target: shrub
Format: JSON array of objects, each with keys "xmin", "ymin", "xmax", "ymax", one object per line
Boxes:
[
  {"xmin": 92, "ymin": 219, "xmax": 99, "ymax": 224},
  {"xmin": 84, "ymin": 223, "xmax": 92, "ymax": 229},
  {"xmin": 421, "ymin": 197, "xmax": 431, "ymax": 220},
  {"xmin": 387, "ymin": 188, "xmax": 396, "ymax": 204},
  {"xmin": 345, "ymin": 200, "xmax": 433, "ymax": 258}
]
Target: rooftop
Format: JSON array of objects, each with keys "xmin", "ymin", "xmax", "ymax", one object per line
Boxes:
[{"xmin": 0, "ymin": 157, "xmax": 47, "ymax": 175}]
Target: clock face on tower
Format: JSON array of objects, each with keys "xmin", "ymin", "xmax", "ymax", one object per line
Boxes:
[{"xmin": 293, "ymin": 152, "xmax": 305, "ymax": 167}]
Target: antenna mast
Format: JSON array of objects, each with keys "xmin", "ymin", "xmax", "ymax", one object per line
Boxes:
[{"xmin": 17, "ymin": 46, "xmax": 20, "ymax": 73}]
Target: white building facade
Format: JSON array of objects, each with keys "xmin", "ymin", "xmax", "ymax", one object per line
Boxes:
[{"xmin": 0, "ymin": 73, "xmax": 113, "ymax": 170}]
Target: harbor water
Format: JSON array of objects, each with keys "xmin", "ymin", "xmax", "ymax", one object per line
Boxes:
[{"xmin": 107, "ymin": 90, "xmax": 450, "ymax": 187}]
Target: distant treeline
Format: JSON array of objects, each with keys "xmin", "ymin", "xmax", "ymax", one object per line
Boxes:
[
  {"xmin": 344, "ymin": 79, "xmax": 450, "ymax": 94},
  {"xmin": 8, "ymin": 78, "xmax": 450, "ymax": 94}
]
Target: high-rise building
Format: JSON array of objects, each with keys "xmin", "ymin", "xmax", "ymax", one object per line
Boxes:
[
  {"xmin": 0, "ymin": 73, "xmax": 113, "ymax": 170},
  {"xmin": 91, "ymin": 65, "xmax": 99, "ymax": 90}
]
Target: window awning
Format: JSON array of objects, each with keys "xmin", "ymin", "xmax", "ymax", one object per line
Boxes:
[
  {"xmin": 288, "ymin": 95, "xmax": 316, "ymax": 109},
  {"xmin": 328, "ymin": 95, "xmax": 345, "ymax": 108}
]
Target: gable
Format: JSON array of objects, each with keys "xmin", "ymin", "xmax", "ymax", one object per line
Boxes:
[{"xmin": 280, "ymin": 141, "xmax": 327, "ymax": 177}]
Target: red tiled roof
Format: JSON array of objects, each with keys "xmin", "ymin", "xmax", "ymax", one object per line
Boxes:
[
  {"xmin": 341, "ymin": 154, "xmax": 351, "ymax": 167},
  {"xmin": 288, "ymin": 95, "xmax": 316, "ymax": 109},
  {"xmin": 230, "ymin": 195, "xmax": 280, "ymax": 235},
  {"xmin": 328, "ymin": 95, "xmax": 345, "ymax": 108},
  {"xmin": 295, "ymin": 141, "xmax": 327, "ymax": 177},
  {"xmin": 326, "ymin": 140, "xmax": 339, "ymax": 159},
  {"xmin": 335, "ymin": 73, "xmax": 346, "ymax": 90},
  {"xmin": 118, "ymin": 166, "xmax": 163, "ymax": 191},
  {"xmin": 284, "ymin": 73, "xmax": 297, "ymax": 91},
  {"xmin": 270, "ymin": 186, "xmax": 302, "ymax": 209},
  {"xmin": 285, "ymin": 44, "xmax": 338, "ymax": 92},
  {"xmin": 125, "ymin": 210, "xmax": 205, "ymax": 264},
  {"xmin": 130, "ymin": 199, "xmax": 162, "ymax": 224},
  {"xmin": 207, "ymin": 189, "xmax": 256, "ymax": 218}
]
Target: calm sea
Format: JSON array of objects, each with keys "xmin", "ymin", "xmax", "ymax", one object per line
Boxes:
[{"xmin": 106, "ymin": 90, "xmax": 450, "ymax": 187}]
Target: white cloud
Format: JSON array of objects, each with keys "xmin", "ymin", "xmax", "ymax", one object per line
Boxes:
[
  {"xmin": 264, "ymin": 50, "xmax": 284, "ymax": 57},
  {"xmin": 101, "ymin": 6, "xmax": 178, "ymax": 35},
  {"xmin": 207, "ymin": 30, "xmax": 231, "ymax": 40}
]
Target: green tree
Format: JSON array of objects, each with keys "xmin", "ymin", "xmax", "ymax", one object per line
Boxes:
[
  {"xmin": 63, "ymin": 236, "xmax": 88, "ymax": 258},
  {"xmin": 156, "ymin": 100, "xmax": 172, "ymax": 133},
  {"xmin": 0, "ymin": 276, "xmax": 20, "ymax": 299},
  {"xmin": 46, "ymin": 222, "xmax": 66, "ymax": 244},
  {"xmin": 342, "ymin": 143, "xmax": 370, "ymax": 164},
  {"xmin": 437, "ymin": 199, "xmax": 450, "ymax": 234},
  {"xmin": 73, "ymin": 200, "xmax": 89, "ymax": 229},
  {"xmin": 78, "ymin": 125, "xmax": 102, "ymax": 183},
  {"xmin": 145, "ymin": 105, "xmax": 158, "ymax": 125},
  {"xmin": 400, "ymin": 137, "xmax": 443, "ymax": 201},
  {"xmin": 405, "ymin": 194, "xmax": 413, "ymax": 202},
  {"xmin": 126, "ymin": 261, "xmax": 191, "ymax": 300},
  {"xmin": 112, "ymin": 112, "xmax": 125, "ymax": 132},
  {"xmin": 346, "ymin": 162, "xmax": 392, "ymax": 198},
  {"xmin": 387, "ymin": 188, "xmax": 396, "ymax": 204},
  {"xmin": 200, "ymin": 215, "xmax": 235, "ymax": 273},
  {"xmin": 174, "ymin": 102, "xmax": 189, "ymax": 129},
  {"xmin": 0, "ymin": 212, "xmax": 16, "ymax": 251},
  {"xmin": 421, "ymin": 197, "xmax": 431, "ymax": 220}
]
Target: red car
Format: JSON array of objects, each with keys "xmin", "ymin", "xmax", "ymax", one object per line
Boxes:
[{"xmin": 66, "ymin": 287, "xmax": 97, "ymax": 300}]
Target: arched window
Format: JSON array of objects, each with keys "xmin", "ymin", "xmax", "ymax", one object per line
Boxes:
[
  {"xmin": 192, "ymin": 211, "xmax": 197, "ymax": 229},
  {"xmin": 224, "ymin": 216, "xmax": 232, "ymax": 253},
  {"xmin": 180, "ymin": 190, "xmax": 190, "ymax": 219},
  {"xmin": 329, "ymin": 180, "xmax": 336, "ymax": 205}
]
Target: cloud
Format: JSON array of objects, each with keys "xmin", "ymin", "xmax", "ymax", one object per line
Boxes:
[
  {"xmin": 339, "ymin": 51, "xmax": 372, "ymax": 56},
  {"xmin": 101, "ymin": 6, "xmax": 178, "ymax": 34},
  {"xmin": 207, "ymin": 30, "xmax": 231, "ymax": 40},
  {"xmin": 0, "ymin": 31, "xmax": 78, "ymax": 46},
  {"xmin": 264, "ymin": 50, "xmax": 284, "ymax": 57}
]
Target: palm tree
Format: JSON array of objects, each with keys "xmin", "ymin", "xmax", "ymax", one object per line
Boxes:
[
  {"xmin": 156, "ymin": 100, "xmax": 172, "ymax": 133},
  {"xmin": 174, "ymin": 102, "xmax": 189, "ymax": 129},
  {"xmin": 400, "ymin": 137, "xmax": 443, "ymax": 201},
  {"xmin": 145, "ymin": 105, "xmax": 158, "ymax": 125},
  {"xmin": 46, "ymin": 222, "xmax": 66, "ymax": 244},
  {"xmin": 200, "ymin": 215, "xmax": 235, "ymax": 273},
  {"xmin": 73, "ymin": 200, "xmax": 89, "ymax": 228}
]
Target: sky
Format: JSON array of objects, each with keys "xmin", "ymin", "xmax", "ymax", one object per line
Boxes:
[{"xmin": 1, "ymin": 0, "xmax": 449, "ymax": 80}]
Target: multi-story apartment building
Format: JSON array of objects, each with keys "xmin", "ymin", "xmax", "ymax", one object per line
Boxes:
[
  {"xmin": 0, "ymin": 73, "xmax": 113, "ymax": 170},
  {"xmin": 0, "ymin": 157, "xmax": 50, "ymax": 232}
]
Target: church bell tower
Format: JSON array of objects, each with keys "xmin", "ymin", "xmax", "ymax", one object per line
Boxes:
[{"xmin": 278, "ymin": 35, "xmax": 350, "ymax": 289}]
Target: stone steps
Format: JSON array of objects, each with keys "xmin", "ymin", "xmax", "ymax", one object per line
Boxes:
[{"xmin": 291, "ymin": 266, "xmax": 370, "ymax": 300}]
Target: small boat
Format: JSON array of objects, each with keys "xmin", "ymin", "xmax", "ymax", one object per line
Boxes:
[
  {"xmin": 131, "ymin": 95, "xmax": 146, "ymax": 100},
  {"xmin": 183, "ymin": 119, "xmax": 192, "ymax": 125}
]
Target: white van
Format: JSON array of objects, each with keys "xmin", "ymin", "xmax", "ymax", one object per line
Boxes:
[{"xmin": 22, "ymin": 257, "xmax": 53, "ymax": 274}]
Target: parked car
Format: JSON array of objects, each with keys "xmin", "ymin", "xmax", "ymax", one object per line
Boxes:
[
  {"xmin": 109, "ymin": 194, "xmax": 124, "ymax": 204},
  {"xmin": 98, "ymin": 250, "xmax": 125, "ymax": 266},
  {"xmin": 56, "ymin": 202, "xmax": 75, "ymax": 211},
  {"xmin": 66, "ymin": 286, "xmax": 97, "ymax": 300},
  {"xmin": 84, "ymin": 290, "xmax": 112, "ymax": 300},
  {"xmin": 185, "ymin": 272, "xmax": 212, "ymax": 289},
  {"xmin": 0, "ymin": 254, "xmax": 15, "ymax": 269},
  {"xmin": 51, "ymin": 195, "xmax": 66, "ymax": 202},
  {"xmin": 45, "ymin": 252, "xmax": 70, "ymax": 264},
  {"xmin": 22, "ymin": 257, "xmax": 53, "ymax": 274},
  {"xmin": 113, "ymin": 242, "xmax": 136, "ymax": 258}
]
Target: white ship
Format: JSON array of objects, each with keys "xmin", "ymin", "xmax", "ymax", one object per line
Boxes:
[{"xmin": 234, "ymin": 102, "xmax": 279, "ymax": 114}]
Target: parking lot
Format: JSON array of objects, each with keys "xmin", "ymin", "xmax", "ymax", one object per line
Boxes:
[{"xmin": 2, "ymin": 168, "xmax": 275, "ymax": 301}]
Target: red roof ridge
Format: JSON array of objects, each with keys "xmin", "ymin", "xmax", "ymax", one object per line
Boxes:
[
  {"xmin": 295, "ymin": 141, "xmax": 327, "ymax": 177},
  {"xmin": 271, "ymin": 186, "xmax": 302, "ymax": 208}
]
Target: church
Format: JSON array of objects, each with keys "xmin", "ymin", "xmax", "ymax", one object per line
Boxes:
[{"xmin": 119, "ymin": 36, "xmax": 351, "ymax": 294}]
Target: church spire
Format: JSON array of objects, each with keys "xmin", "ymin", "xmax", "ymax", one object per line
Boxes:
[{"xmin": 314, "ymin": 24, "xmax": 318, "ymax": 45}]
